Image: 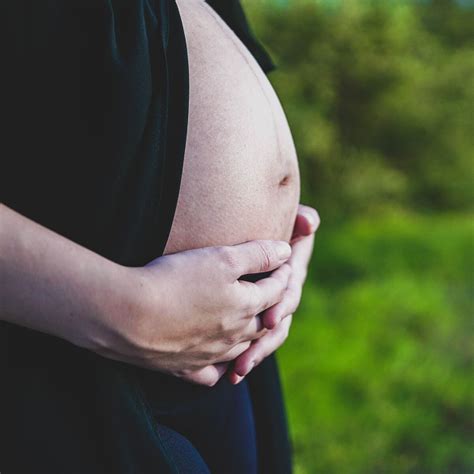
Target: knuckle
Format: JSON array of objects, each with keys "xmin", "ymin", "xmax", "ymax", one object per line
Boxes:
[
  {"xmin": 287, "ymin": 301, "xmax": 299, "ymax": 315},
  {"xmin": 218, "ymin": 310, "xmax": 237, "ymax": 331},
  {"xmin": 279, "ymin": 263, "xmax": 292, "ymax": 279},
  {"xmin": 268, "ymin": 286, "xmax": 285, "ymax": 310},
  {"xmin": 224, "ymin": 333, "xmax": 238, "ymax": 347},
  {"xmin": 255, "ymin": 241, "xmax": 275, "ymax": 272},
  {"xmin": 221, "ymin": 284, "xmax": 239, "ymax": 307},
  {"xmin": 278, "ymin": 282, "xmax": 287, "ymax": 300},
  {"xmin": 256, "ymin": 300, "xmax": 270, "ymax": 316},
  {"xmin": 217, "ymin": 246, "xmax": 239, "ymax": 272}
]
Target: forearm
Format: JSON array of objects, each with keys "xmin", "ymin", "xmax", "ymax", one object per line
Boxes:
[
  {"xmin": 0, "ymin": 204, "xmax": 134, "ymax": 350},
  {"xmin": 0, "ymin": 203, "xmax": 293, "ymax": 383}
]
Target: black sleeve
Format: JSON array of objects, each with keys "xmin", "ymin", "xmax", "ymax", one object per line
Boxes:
[{"xmin": 1, "ymin": 0, "xmax": 188, "ymax": 266}]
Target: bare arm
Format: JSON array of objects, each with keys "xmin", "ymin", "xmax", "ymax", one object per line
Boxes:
[
  {"xmin": 0, "ymin": 204, "xmax": 292, "ymax": 385},
  {"xmin": 0, "ymin": 203, "xmax": 132, "ymax": 350}
]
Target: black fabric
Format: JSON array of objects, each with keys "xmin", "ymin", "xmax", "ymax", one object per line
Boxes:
[
  {"xmin": 247, "ymin": 355, "xmax": 293, "ymax": 474},
  {"xmin": 155, "ymin": 425, "xmax": 210, "ymax": 474},
  {"xmin": 151, "ymin": 378, "xmax": 258, "ymax": 474},
  {"xmin": 1, "ymin": 0, "xmax": 188, "ymax": 265},
  {"xmin": 0, "ymin": 1, "xmax": 291, "ymax": 473}
]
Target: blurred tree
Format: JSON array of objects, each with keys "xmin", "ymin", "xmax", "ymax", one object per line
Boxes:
[{"xmin": 242, "ymin": 0, "xmax": 474, "ymax": 222}]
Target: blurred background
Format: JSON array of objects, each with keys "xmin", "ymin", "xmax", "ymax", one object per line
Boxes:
[{"xmin": 242, "ymin": 0, "xmax": 473, "ymax": 472}]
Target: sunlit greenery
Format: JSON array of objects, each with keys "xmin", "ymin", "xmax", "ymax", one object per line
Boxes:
[
  {"xmin": 280, "ymin": 213, "xmax": 473, "ymax": 473},
  {"xmin": 242, "ymin": 1, "xmax": 473, "ymax": 472}
]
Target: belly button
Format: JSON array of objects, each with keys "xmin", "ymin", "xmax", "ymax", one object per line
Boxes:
[{"xmin": 279, "ymin": 174, "xmax": 291, "ymax": 186}]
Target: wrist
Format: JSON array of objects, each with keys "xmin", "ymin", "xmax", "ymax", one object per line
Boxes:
[
  {"xmin": 86, "ymin": 262, "xmax": 162, "ymax": 361},
  {"xmin": 71, "ymin": 260, "xmax": 136, "ymax": 351}
]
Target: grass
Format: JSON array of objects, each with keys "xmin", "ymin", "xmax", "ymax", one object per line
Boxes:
[{"xmin": 278, "ymin": 211, "xmax": 474, "ymax": 473}]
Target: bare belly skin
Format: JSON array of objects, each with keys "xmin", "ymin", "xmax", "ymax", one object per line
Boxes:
[{"xmin": 164, "ymin": 0, "xmax": 300, "ymax": 254}]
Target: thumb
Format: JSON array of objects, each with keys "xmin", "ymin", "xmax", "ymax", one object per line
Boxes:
[
  {"xmin": 227, "ymin": 240, "xmax": 291, "ymax": 279},
  {"xmin": 292, "ymin": 205, "xmax": 320, "ymax": 239}
]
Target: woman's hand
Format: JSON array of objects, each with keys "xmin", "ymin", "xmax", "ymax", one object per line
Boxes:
[
  {"xmin": 103, "ymin": 240, "xmax": 292, "ymax": 385},
  {"xmin": 227, "ymin": 204, "xmax": 320, "ymax": 384},
  {"xmin": 0, "ymin": 205, "xmax": 292, "ymax": 387}
]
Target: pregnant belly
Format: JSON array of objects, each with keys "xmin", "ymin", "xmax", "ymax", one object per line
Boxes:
[{"xmin": 164, "ymin": 0, "xmax": 300, "ymax": 255}]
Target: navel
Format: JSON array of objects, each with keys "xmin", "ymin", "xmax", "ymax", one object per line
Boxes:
[{"xmin": 279, "ymin": 174, "xmax": 291, "ymax": 187}]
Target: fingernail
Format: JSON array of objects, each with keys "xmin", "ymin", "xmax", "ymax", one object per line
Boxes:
[
  {"xmin": 302, "ymin": 212, "xmax": 314, "ymax": 230},
  {"xmin": 308, "ymin": 211, "xmax": 321, "ymax": 231},
  {"xmin": 276, "ymin": 242, "xmax": 291, "ymax": 260},
  {"xmin": 234, "ymin": 375, "xmax": 244, "ymax": 384}
]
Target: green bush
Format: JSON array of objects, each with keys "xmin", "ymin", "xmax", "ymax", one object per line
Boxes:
[
  {"xmin": 279, "ymin": 213, "xmax": 473, "ymax": 473},
  {"xmin": 243, "ymin": 0, "xmax": 474, "ymax": 221}
]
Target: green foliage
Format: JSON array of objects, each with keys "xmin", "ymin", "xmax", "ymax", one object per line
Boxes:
[
  {"xmin": 279, "ymin": 213, "xmax": 474, "ymax": 473},
  {"xmin": 240, "ymin": 1, "xmax": 474, "ymax": 472},
  {"xmin": 243, "ymin": 0, "xmax": 474, "ymax": 221}
]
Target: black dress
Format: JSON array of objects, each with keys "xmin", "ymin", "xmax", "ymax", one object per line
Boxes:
[{"xmin": 0, "ymin": 1, "xmax": 291, "ymax": 472}]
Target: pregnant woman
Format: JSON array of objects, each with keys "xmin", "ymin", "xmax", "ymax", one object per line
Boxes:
[{"xmin": 1, "ymin": 1, "xmax": 318, "ymax": 473}]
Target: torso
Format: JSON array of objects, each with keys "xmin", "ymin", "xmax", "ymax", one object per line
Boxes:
[{"xmin": 164, "ymin": 0, "xmax": 300, "ymax": 255}]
